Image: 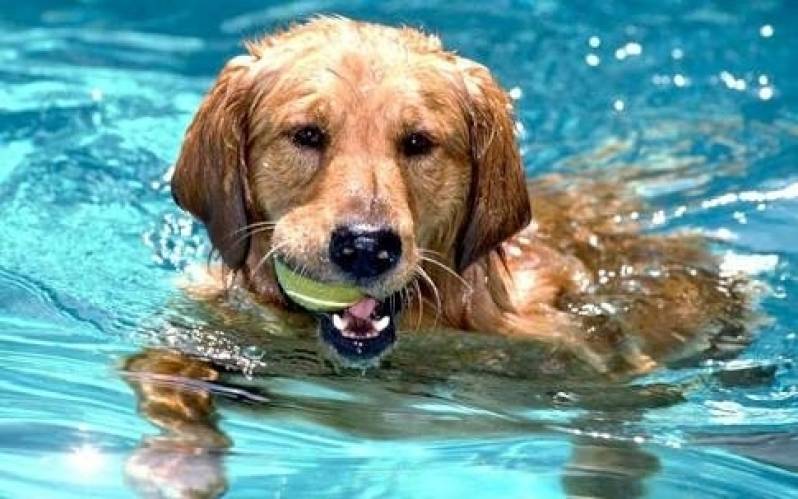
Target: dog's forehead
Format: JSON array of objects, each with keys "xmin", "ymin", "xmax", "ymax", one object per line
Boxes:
[
  {"xmin": 258, "ymin": 51, "xmax": 457, "ymax": 126},
  {"xmin": 300, "ymin": 48, "xmax": 451, "ymax": 93},
  {"xmin": 248, "ymin": 21, "xmax": 458, "ymax": 96},
  {"xmin": 254, "ymin": 18, "xmax": 445, "ymax": 60}
]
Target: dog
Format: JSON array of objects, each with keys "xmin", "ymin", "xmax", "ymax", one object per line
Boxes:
[
  {"xmin": 123, "ymin": 17, "xmax": 755, "ymax": 497},
  {"xmin": 160, "ymin": 16, "xmax": 749, "ymax": 374}
]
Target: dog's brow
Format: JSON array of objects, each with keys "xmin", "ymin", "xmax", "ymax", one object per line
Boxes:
[{"xmin": 325, "ymin": 66, "xmax": 362, "ymax": 99}]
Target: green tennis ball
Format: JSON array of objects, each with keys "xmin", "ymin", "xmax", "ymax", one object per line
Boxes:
[{"xmin": 274, "ymin": 259, "xmax": 365, "ymax": 311}]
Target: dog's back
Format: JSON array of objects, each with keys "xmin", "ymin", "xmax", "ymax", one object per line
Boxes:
[{"xmin": 524, "ymin": 176, "xmax": 753, "ymax": 373}]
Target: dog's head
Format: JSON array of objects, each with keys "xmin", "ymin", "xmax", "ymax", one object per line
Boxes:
[{"xmin": 171, "ymin": 18, "xmax": 530, "ymax": 364}]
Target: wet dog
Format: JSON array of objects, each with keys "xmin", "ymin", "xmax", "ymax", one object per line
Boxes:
[
  {"xmin": 163, "ymin": 17, "xmax": 750, "ymax": 374},
  {"xmin": 122, "ymin": 18, "xmax": 756, "ymax": 497}
]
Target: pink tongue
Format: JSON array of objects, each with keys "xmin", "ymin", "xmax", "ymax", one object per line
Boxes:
[{"xmin": 346, "ymin": 297, "xmax": 378, "ymax": 320}]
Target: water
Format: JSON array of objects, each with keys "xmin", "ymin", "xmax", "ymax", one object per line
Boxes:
[{"xmin": 1, "ymin": 1, "xmax": 797, "ymax": 497}]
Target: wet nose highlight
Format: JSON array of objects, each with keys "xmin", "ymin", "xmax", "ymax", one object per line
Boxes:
[{"xmin": 329, "ymin": 226, "xmax": 402, "ymax": 279}]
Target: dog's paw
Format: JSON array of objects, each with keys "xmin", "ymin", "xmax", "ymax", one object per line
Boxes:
[{"xmin": 562, "ymin": 325, "xmax": 659, "ymax": 377}]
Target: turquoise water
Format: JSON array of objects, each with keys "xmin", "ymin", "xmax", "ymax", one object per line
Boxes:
[{"xmin": 1, "ymin": 1, "xmax": 798, "ymax": 497}]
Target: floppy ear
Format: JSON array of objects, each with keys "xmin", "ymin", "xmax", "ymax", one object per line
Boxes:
[
  {"xmin": 171, "ymin": 56, "xmax": 255, "ymax": 269},
  {"xmin": 456, "ymin": 62, "xmax": 531, "ymax": 271}
]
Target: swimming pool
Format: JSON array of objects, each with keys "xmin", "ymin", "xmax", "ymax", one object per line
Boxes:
[{"xmin": 1, "ymin": 1, "xmax": 797, "ymax": 497}]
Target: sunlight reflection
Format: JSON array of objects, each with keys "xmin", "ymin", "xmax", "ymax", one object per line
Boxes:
[
  {"xmin": 719, "ymin": 70, "xmax": 747, "ymax": 91},
  {"xmin": 706, "ymin": 400, "xmax": 746, "ymax": 424},
  {"xmin": 720, "ymin": 251, "xmax": 779, "ymax": 277},
  {"xmin": 585, "ymin": 53, "xmax": 600, "ymax": 66},
  {"xmin": 705, "ymin": 228, "xmax": 738, "ymax": 241},
  {"xmin": 701, "ymin": 182, "xmax": 798, "ymax": 209},
  {"xmin": 66, "ymin": 443, "xmax": 106, "ymax": 477},
  {"xmin": 615, "ymin": 41, "xmax": 642, "ymax": 60}
]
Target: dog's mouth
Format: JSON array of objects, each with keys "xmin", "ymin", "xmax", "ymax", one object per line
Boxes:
[
  {"xmin": 273, "ymin": 259, "xmax": 402, "ymax": 364},
  {"xmin": 317, "ymin": 296, "xmax": 399, "ymax": 363}
]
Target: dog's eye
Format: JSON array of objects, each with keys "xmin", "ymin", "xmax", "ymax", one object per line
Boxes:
[
  {"xmin": 400, "ymin": 131, "xmax": 435, "ymax": 157},
  {"xmin": 292, "ymin": 125, "xmax": 327, "ymax": 150}
]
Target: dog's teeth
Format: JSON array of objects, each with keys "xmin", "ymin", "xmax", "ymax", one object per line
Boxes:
[
  {"xmin": 332, "ymin": 313, "xmax": 347, "ymax": 331},
  {"xmin": 373, "ymin": 316, "xmax": 390, "ymax": 332}
]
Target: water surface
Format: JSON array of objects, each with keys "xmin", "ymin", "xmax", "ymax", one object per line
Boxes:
[{"xmin": 1, "ymin": 1, "xmax": 797, "ymax": 497}]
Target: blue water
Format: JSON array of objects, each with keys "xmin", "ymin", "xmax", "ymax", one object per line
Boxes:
[{"xmin": 1, "ymin": 1, "xmax": 797, "ymax": 497}]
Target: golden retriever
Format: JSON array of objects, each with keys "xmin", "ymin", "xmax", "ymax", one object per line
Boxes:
[
  {"xmin": 158, "ymin": 17, "xmax": 749, "ymax": 375},
  {"xmin": 122, "ymin": 17, "xmax": 756, "ymax": 496}
]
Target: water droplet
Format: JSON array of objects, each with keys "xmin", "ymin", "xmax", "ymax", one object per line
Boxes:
[
  {"xmin": 552, "ymin": 391, "xmax": 578, "ymax": 404},
  {"xmin": 243, "ymin": 345, "xmax": 264, "ymax": 359},
  {"xmin": 625, "ymin": 42, "xmax": 642, "ymax": 56}
]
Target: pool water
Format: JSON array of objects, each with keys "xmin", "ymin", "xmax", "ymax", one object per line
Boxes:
[{"xmin": 1, "ymin": 1, "xmax": 797, "ymax": 497}]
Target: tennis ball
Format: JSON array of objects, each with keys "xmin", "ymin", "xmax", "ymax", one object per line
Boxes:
[{"xmin": 274, "ymin": 259, "xmax": 364, "ymax": 311}]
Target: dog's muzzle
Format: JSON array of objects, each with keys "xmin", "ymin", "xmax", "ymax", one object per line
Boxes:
[{"xmin": 274, "ymin": 258, "xmax": 404, "ymax": 365}]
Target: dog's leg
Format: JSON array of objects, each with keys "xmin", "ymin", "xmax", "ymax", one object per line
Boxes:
[{"xmin": 122, "ymin": 348, "xmax": 230, "ymax": 498}]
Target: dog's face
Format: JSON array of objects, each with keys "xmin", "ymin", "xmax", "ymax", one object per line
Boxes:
[{"xmin": 171, "ymin": 19, "xmax": 530, "ymax": 364}]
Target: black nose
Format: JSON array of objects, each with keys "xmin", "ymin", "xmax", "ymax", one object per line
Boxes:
[{"xmin": 329, "ymin": 226, "xmax": 402, "ymax": 279}]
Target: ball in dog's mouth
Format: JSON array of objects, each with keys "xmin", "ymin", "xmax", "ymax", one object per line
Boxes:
[{"xmin": 273, "ymin": 259, "xmax": 400, "ymax": 363}]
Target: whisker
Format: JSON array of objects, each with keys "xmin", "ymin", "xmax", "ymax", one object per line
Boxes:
[
  {"xmin": 418, "ymin": 248, "xmax": 446, "ymax": 258},
  {"xmin": 226, "ymin": 225, "xmax": 275, "ymax": 248},
  {"xmin": 415, "ymin": 266, "xmax": 441, "ymax": 328},
  {"xmin": 391, "ymin": 289, "xmax": 399, "ymax": 318},
  {"xmin": 296, "ymin": 263, "xmax": 309, "ymax": 279},
  {"xmin": 401, "ymin": 285, "xmax": 414, "ymax": 317},
  {"xmin": 231, "ymin": 221, "xmax": 278, "ymax": 235},
  {"xmin": 411, "ymin": 278, "xmax": 424, "ymax": 331},
  {"xmin": 251, "ymin": 241, "xmax": 289, "ymax": 277},
  {"xmin": 399, "ymin": 285, "xmax": 409, "ymax": 311},
  {"xmin": 416, "ymin": 295, "xmax": 439, "ymax": 328},
  {"xmin": 419, "ymin": 253, "xmax": 472, "ymax": 292}
]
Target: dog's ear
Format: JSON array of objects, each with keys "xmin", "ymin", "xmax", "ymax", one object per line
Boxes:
[
  {"xmin": 455, "ymin": 61, "xmax": 531, "ymax": 272},
  {"xmin": 171, "ymin": 56, "xmax": 256, "ymax": 269}
]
